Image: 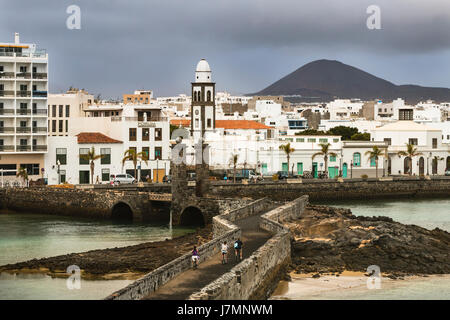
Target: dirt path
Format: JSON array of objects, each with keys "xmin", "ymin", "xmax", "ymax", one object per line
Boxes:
[{"xmin": 144, "ymin": 214, "xmax": 272, "ymax": 300}]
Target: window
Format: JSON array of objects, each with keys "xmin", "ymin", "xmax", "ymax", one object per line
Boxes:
[
  {"xmin": 296, "ymin": 138, "xmax": 304, "ymax": 142},
  {"xmin": 0, "ymin": 164, "xmax": 16, "ymax": 176},
  {"xmin": 20, "ymin": 164, "xmax": 39, "ymax": 176},
  {"xmin": 20, "ymin": 66, "xmax": 27, "ymax": 73},
  {"xmin": 333, "ymin": 138, "xmax": 339, "ymax": 143},
  {"xmin": 142, "ymin": 147, "xmax": 149, "ymax": 160},
  {"xmin": 101, "ymin": 148, "xmax": 111, "ymax": 164},
  {"xmin": 101, "ymin": 168, "xmax": 110, "ymax": 182},
  {"xmin": 142, "ymin": 128, "xmax": 149, "ymax": 141},
  {"xmin": 408, "ymin": 138, "xmax": 418, "ymax": 146},
  {"xmin": 65, "ymin": 120, "xmax": 68, "ymax": 133},
  {"xmin": 59, "ymin": 120, "xmax": 63, "ymax": 132},
  {"xmin": 384, "ymin": 138, "xmax": 392, "ymax": 146},
  {"xmin": 307, "ymin": 138, "xmax": 316, "ymax": 143},
  {"xmin": 52, "ymin": 120, "xmax": 56, "ymax": 133},
  {"xmin": 0, "ymin": 66, "xmax": 3, "ymax": 72},
  {"xmin": 59, "ymin": 105, "xmax": 63, "ymax": 117},
  {"xmin": 297, "ymin": 162, "xmax": 303, "ymax": 175},
  {"xmin": 285, "ymin": 138, "xmax": 293, "ymax": 142},
  {"xmin": 207, "ymin": 91, "xmax": 211, "ymax": 101},
  {"xmin": 155, "ymin": 147, "xmax": 162, "ymax": 160},
  {"xmin": 79, "ymin": 148, "xmax": 89, "ymax": 165},
  {"xmin": 432, "ymin": 138, "xmax": 437, "ymax": 149},
  {"xmin": 330, "ymin": 155, "xmax": 336, "ymax": 162},
  {"xmin": 155, "ymin": 128, "xmax": 162, "ymax": 141},
  {"xmin": 370, "ymin": 157, "xmax": 376, "ymax": 167},
  {"xmin": 52, "ymin": 105, "xmax": 56, "ymax": 117},
  {"xmin": 195, "ymin": 119, "xmax": 199, "ymax": 128},
  {"xmin": 56, "ymin": 148, "xmax": 67, "ymax": 165},
  {"xmin": 353, "ymin": 153, "xmax": 361, "ymax": 167},
  {"xmin": 65, "ymin": 105, "xmax": 70, "ymax": 117},
  {"xmin": 60, "ymin": 170, "xmax": 66, "ymax": 183},
  {"xmin": 207, "ymin": 118, "xmax": 211, "ymax": 128},
  {"xmin": 129, "ymin": 128, "xmax": 137, "ymax": 141},
  {"xmin": 319, "ymin": 138, "xmax": 328, "ymax": 143},
  {"xmin": 32, "ymin": 103, "xmax": 37, "ymax": 114}
]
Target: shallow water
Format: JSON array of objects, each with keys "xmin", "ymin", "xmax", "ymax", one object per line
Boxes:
[
  {"xmin": 273, "ymin": 198, "xmax": 450, "ymax": 300},
  {"xmin": 0, "ymin": 211, "xmax": 195, "ymax": 299}
]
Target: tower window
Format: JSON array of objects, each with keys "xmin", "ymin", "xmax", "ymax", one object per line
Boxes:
[{"xmin": 207, "ymin": 91, "xmax": 211, "ymax": 102}]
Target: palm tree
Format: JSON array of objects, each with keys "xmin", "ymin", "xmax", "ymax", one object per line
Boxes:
[
  {"xmin": 279, "ymin": 143, "xmax": 295, "ymax": 176},
  {"xmin": 229, "ymin": 154, "xmax": 239, "ymax": 183},
  {"xmin": 312, "ymin": 143, "xmax": 337, "ymax": 178},
  {"xmin": 364, "ymin": 146, "xmax": 386, "ymax": 179},
  {"xmin": 79, "ymin": 147, "xmax": 104, "ymax": 184},
  {"xmin": 122, "ymin": 148, "xmax": 148, "ymax": 180},
  {"xmin": 397, "ymin": 143, "xmax": 423, "ymax": 175},
  {"xmin": 16, "ymin": 167, "xmax": 28, "ymax": 187}
]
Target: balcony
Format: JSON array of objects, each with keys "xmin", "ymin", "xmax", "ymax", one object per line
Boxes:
[
  {"xmin": 32, "ymin": 73, "xmax": 47, "ymax": 80},
  {"xmin": 32, "ymin": 91, "xmax": 47, "ymax": 98},
  {"xmin": 0, "ymin": 90, "xmax": 15, "ymax": 97},
  {"xmin": 0, "ymin": 72, "xmax": 15, "ymax": 79},
  {"xmin": 32, "ymin": 109, "xmax": 47, "ymax": 116},
  {"xmin": 16, "ymin": 127, "xmax": 31, "ymax": 134},
  {"xmin": 16, "ymin": 90, "xmax": 31, "ymax": 97},
  {"xmin": 17, "ymin": 109, "xmax": 31, "ymax": 115},
  {"xmin": 16, "ymin": 72, "xmax": 31, "ymax": 79},
  {"xmin": 0, "ymin": 127, "xmax": 14, "ymax": 133},
  {"xmin": 32, "ymin": 127, "xmax": 47, "ymax": 133},
  {"xmin": 0, "ymin": 145, "xmax": 14, "ymax": 152},
  {"xmin": 16, "ymin": 145, "xmax": 31, "ymax": 152},
  {"xmin": 32, "ymin": 145, "xmax": 47, "ymax": 152},
  {"xmin": 0, "ymin": 109, "xmax": 15, "ymax": 115}
]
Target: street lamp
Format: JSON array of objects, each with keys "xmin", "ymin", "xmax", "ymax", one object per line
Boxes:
[
  {"xmin": 350, "ymin": 160, "xmax": 353, "ymax": 179},
  {"xmin": 57, "ymin": 160, "xmax": 61, "ymax": 184}
]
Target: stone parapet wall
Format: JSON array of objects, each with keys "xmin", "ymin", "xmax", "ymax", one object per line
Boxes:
[
  {"xmin": 189, "ymin": 195, "xmax": 309, "ymax": 300},
  {"xmin": 104, "ymin": 198, "xmax": 270, "ymax": 300}
]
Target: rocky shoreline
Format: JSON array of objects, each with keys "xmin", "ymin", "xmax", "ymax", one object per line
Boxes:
[
  {"xmin": 0, "ymin": 226, "xmax": 213, "ymax": 280},
  {"xmin": 287, "ymin": 205, "xmax": 450, "ymax": 278}
]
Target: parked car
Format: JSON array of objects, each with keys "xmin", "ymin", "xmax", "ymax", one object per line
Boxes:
[
  {"xmin": 276, "ymin": 171, "xmax": 289, "ymax": 180},
  {"xmin": 113, "ymin": 174, "xmax": 136, "ymax": 185},
  {"xmin": 445, "ymin": 169, "xmax": 450, "ymax": 176},
  {"xmin": 162, "ymin": 175, "xmax": 172, "ymax": 183}
]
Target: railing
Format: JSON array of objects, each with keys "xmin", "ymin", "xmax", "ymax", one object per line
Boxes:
[
  {"xmin": 32, "ymin": 91, "xmax": 47, "ymax": 98},
  {"xmin": 111, "ymin": 116, "xmax": 167, "ymax": 122},
  {"xmin": 0, "ymin": 72, "xmax": 15, "ymax": 79},
  {"xmin": 16, "ymin": 72, "xmax": 31, "ymax": 79},
  {"xmin": 17, "ymin": 109, "xmax": 31, "ymax": 115},
  {"xmin": 32, "ymin": 127, "xmax": 47, "ymax": 133},
  {"xmin": 0, "ymin": 90, "xmax": 15, "ymax": 97},
  {"xmin": 16, "ymin": 91, "xmax": 31, "ymax": 97},
  {"xmin": 0, "ymin": 51, "xmax": 47, "ymax": 58},
  {"xmin": 32, "ymin": 109, "xmax": 47, "ymax": 115},
  {"xmin": 33, "ymin": 145, "xmax": 47, "ymax": 151},
  {"xmin": 16, "ymin": 145, "xmax": 31, "ymax": 151},
  {"xmin": 0, "ymin": 127, "xmax": 14, "ymax": 133},
  {"xmin": 0, "ymin": 145, "xmax": 14, "ymax": 151},
  {"xmin": 16, "ymin": 127, "xmax": 31, "ymax": 133},
  {"xmin": 32, "ymin": 73, "xmax": 47, "ymax": 79},
  {"xmin": 0, "ymin": 109, "xmax": 15, "ymax": 115}
]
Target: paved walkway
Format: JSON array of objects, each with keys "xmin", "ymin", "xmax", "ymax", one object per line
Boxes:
[{"xmin": 144, "ymin": 213, "xmax": 272, "ymax": 300}]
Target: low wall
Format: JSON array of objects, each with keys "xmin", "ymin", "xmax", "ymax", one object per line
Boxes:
[
  {"xmin": 209, "ymin": 177, "xmax": 450, "ymax": 201},
  {"xmin": 104, "ymin": 198, "xmax": 270, "ymax": 300},
  {"xmin": 189, "ymin": 195, "xmax": 309, "ymax": 300}
]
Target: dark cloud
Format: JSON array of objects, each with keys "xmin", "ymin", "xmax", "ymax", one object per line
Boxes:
[{"xmin": 1, "ymin": 0, "xmax": 449, "ymax": 97}]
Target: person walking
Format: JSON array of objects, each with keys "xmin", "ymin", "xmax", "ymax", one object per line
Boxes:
[
  {"xmin": 234, "ymin": 238, "xmax": 243, "ymax": 262},
  {"xmin": 221, "ymin": 241, "xmax": 228, "ymax": 264},
  {"xmin": 192, "ymin": 246, "xmax": 199, "ymax": 269}
]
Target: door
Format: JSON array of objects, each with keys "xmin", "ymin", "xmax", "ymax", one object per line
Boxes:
[
  {"xmin": 152, "ymin": 169, "xmax": 165, "ymax": 183},
  {"xmin": 419, "ymin": 157, "xmax": 424, "ymax": 175},
  {"xmin": 297, "ymin": 163, "xmax": 303, "ymax": 175},
  {"xmin": 343, "ymin": 163, "xmax": 348, "ymax": 178},
  {"xmin": 282, "ymin": 162, "xmax": 288, "ymax": 172},
  {"xmin": 262, "ymin": 163, "xmax": 268, "ymax": 175},
  {"xmin": 79, "ymin": 171, "xmax": 90, "ymax": 184},
  {"xmin": 328, "ymin": 167, "xmax": 338, "ymax": 179},
  {"xmin": 312, "ymin": 162, "xmax": 318, "ymax": 178}
]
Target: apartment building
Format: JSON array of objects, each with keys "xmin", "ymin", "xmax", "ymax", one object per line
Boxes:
[
  {"xmin": 123, "ymin": 90, "xmax": 153, "ymax": 104},
  {"xmin": 0, "ymin": 33, "xmax": 48, "ymax": 181},
  {"xmin": 47, "ymin": 88, "xmax": 94, "ymax": 136}
]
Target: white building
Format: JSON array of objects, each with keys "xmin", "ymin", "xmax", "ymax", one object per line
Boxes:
[{"xmin": 0, "ymin": 33, "xmax": 48, "ymax": 182}]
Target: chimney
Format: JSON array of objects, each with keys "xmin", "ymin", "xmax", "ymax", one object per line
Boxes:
[{"xmin": 14, "ymin": 32, "xmax": 20, "ymax": 44}]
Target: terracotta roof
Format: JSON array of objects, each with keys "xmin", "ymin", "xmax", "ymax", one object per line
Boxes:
[
  {"xmin": 77, "ymin": 132, "xmax": 122, "ymax": 144},
  {"xmin": 170, "ymin": 119, "xmax": 271, "ymax": 130}
]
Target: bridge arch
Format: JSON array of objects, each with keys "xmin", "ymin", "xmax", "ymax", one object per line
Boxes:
[
  {"xmin": 180, "ymin": 206, "xmax": 205, "ymax": 227},
  {"xmin": 111, "ymin": 201, "xmax": 134, "ymax": 221}
]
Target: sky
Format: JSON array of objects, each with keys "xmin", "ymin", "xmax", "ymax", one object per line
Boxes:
[{"xmin": 1, "ymin": 0, "xmax": 450, "ymax": 98}]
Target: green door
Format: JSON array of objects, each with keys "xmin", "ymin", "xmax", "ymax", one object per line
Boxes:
[
  {"xmin": 297, "ymin": 163, "xmax": 303, "ymax": 175},
  {"xmin": 343, "ymin": 163, "xmax": 348, "ymax": 178},
  {"xmin": 262, "ymin": 163, "xmax": 268, "ymax": 175},
  {"xmin": 312, "ymin": 162, "xmax": 318, "ymax": 178},
  {"xmin": 282, "ymin": 163, "xmax": 288, "ymax": 172},
  {"xmin": 328, "ymin": 167, "xmax": 338, "ymax": 179}
]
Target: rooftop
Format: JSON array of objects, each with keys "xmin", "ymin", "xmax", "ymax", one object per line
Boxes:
[
  {"xmin": 374, "ymin": 121, "xmax": 440, "ymax": 132},
  {"xmin": 170, "ymin": 119, "xmax": 272, "ymax": 130},
  {"xmin": 77, "ymin": 132, "xmax": 122, "ymax": 144}
]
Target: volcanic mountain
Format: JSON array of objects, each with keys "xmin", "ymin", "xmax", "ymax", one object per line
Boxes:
[{"xmin": 250, "ymin": 59, "xmax": 450, "ymax": 103}]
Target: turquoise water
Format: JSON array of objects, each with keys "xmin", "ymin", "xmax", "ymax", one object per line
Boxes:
[
  {"xmin": 0, "ymin": 211, "xmax": 195, "ymax": 300},
  {"xmin": 281, "ymin": 198, "xmax": 450, "ymax": 300}
]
